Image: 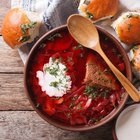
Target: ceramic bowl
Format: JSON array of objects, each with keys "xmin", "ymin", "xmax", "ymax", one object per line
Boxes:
[
  {"xmin": 113, "ymin": 103, "xmax": 140, "ymax": 140},
  {"xmin": 24, "ymin": 25, "xmax": 132, "ymax": 131}
]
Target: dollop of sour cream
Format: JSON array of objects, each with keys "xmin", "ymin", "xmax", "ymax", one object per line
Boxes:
[{"xmin": 36, "ymin": 57, "xmax": 72, "ymax": 97}]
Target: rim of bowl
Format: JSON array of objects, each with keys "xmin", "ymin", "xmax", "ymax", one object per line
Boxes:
[
  {"xmin": 112, "ymin": 103, "xmax": 140, "ymax": 140},
  {"xmin": 24, "ymin": 25, "xmax": 132, "ymax": 131}
]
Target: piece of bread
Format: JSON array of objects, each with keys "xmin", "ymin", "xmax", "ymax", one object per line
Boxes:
[
  {"xmin": 1, "ymin": 8, "xmax": 41, "ymax": 49},
  {"xmin": 84, "ymin": 54, "xmax": 120, "ymax": 90},
  {"xmin": 129, "ymin": 45, "xmax": 140, "ymax": 79},
  {"xmin": 112, "ymin": 12, "xmax": 140, "ymax": 46},
  {"xmin": 78, "ymin": 0, "xmax": 119, "ymax": 22}
]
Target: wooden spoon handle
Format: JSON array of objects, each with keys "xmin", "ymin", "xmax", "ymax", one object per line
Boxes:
[{"xmin": 97, "ymin": 47, "xmax": 140, "ymax": 102}]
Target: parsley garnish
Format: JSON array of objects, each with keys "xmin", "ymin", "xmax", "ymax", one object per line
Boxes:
[
  {"xmin": 84, "ymin": 85, "xmax": 94, "ymax": 94},
  {"xmin": 18, "ymin": 21, "xmax": 37, "ymax": 43},
  {"xmin": 84, "ymin": 85, "xmax": 110, "ymax": 99},
  {"xmin": 47, "ymin": 33, "xmax": 62, "ymax": 41},
  {"xmin": 86, "ymin": 12, "xmax": 94, "ymax": 19},
  {"xmin": 71, "ymin": 96, "xmax": 77, "ymax": 101},
  {"xmin": 101, "ymin": 89, "xmax": 110, "ymax": 98},
  {"xmin": 73, "ymin": 44, "xmax": 83, "ymax": 50},
  {"xmin": 20, "ymin": 21, "xmax": 37, "ymax": 35},
  {"xmin": 132, "ymin": 46, "xmax": 139, "ymax": 52},
  {"xmin": 84, "ymin": 85, "xmax": 98, "ymax": 99},
  {"xmin": 84, "ymin": 0, "xmax": 90, "ymax": 5},
  {"xmin": 36, "ymin": 103, "xmax": 40, "ymax": 108},
  {"xmin": 45, "ymin": 67, "xmax": 59, "ymax": 76},
  {"xmin": 126, "ymin": 13, "xmax": 133, "ymax": 18},
  {"xmin": 69, "ymin": 102, "xmax": 75, "ymax": 108},
  {"xmin": 18, "ymin": 35, "xmax": 30, "ymax": 43},
  {"xmin": 50, "ymin": 81, "xmax": 59, "ymax": 88},
  {"xmin": 103, "ymin": 68, "xmax": 111, "ymax": 74},
  {"xmin": 98, "ymin": 71, "xmax": 102, "ymax": 75}
]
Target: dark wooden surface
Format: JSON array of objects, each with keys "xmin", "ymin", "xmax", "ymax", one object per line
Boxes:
[{"xmin": 0, "ymin": 0, "xmax": 114, "ymax": 139}]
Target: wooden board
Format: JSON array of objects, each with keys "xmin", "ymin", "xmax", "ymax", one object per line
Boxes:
[
  {"xmin": 0, "ymin": 37, "xmax": 24, "ymax": 73},
  {"xmin": 0, "ymin": 111, "xmax": 113, "ymax": 140},
  {"xmin": 0, "ymin": 73, "xmax": 33, "ymax": 110},
  {"xmin": 0, "ymin": 0, "xmax": 11, "ymax": 34}
]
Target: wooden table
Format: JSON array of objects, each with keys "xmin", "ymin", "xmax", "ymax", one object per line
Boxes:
[{"xmin": 0, "ymin": 1, "xmax": 114, "ymax": 139}]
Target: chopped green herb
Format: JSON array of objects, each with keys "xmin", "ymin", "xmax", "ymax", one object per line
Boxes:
[
  {"xmin": 84, "ymin": 0, "xmax": 90, "ymax": 5},
  {"xmin": 132, "ymin": 46, "xmax": 139, "ymax": 52},
  {"xmin": 103, "ymin": 68, "xmax": 111, "ymax": 74},
  {"xmin": 18, "ymin": 35, "xmax": 30, "ymax": 43},
  {"xmin": 86, "ymin": 12, "xmax": 94, "ymax": 19},
  {"xmin": 101, "ymin": 89, "xmax": 110, "ymax": 98},
  {"xmin": 51, "ymin": 57, "xmax": 56, "ymax": 62},
  {"xmin": 84, "ymin": 85, "xmax": 98, "ymax": 99},
  {"xmin": 84, "ymin": 85, "xmax": 94, "ymax": 94},
  {"xmin": 126, "ymin": 13, "xmax": 133, "ymax": 18},
  {"xmin": 58, "ymin": 57, "xmax": 63, "ymax": 62},
  {"xmin": 45, "ymin": 67, "xmax": 59, "ymax": 76},
  {"xmin": 39, "ymin": 43, "xmax": 46, "ymax": 48},
  {"xmin": 50, "ymin": 81, "xmax": 59, "ymax": 88},
  {"xmin": 47, "ymin": 33, "xmax": 62, "ymax": 41},
  {"xmin": 71, "ymin": 96, "xmax": 77, "ymax": 101},
  {"xmin": 89, "ymin": 118, "xmax": 99, "ymax": 124},
  {"xmin": 69, "ymin": 102, "xmax": 75, "ymax": 108},
  {"xmin": 20, "ymin": 21, "xmax": 37, "ymax": 35},
  {"xmin": 73, "ymin": 44, "xmax": 83, "ymax": 50},
  {"xmin": 98, "ymin": 71, "xmax": 102, "ymax": 75},
  {"xmin": 36, "ymin": 103, "xmax": 40, "ymax": 108},
  {"xmin": 88, "ymin": 93, "xmax": 97, "ymax": 99}
]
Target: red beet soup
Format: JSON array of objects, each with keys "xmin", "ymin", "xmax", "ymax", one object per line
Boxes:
[{"xmin": 27, "ymin": 28, "xmax": 126, "ymax": 126}]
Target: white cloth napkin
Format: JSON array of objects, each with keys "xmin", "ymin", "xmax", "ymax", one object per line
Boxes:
[{"xmin": 11, "ymin": 0, "xmax": 140, "ymax": 63}]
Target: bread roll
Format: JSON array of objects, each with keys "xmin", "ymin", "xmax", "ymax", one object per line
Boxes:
[
  {"xmin": 112, "ymin": 12, "xmax": 140, "ymax": 46},
  {"xmin": 78, "ymin": 0, "xmax": 119, "ymax": 22},
  {"xmin": 129, "ymin": 45, "xmax": 140, "ymax": 79},
  {"xmin": 1, "ymin": 8, "xmax": 41, "ymax": 49}
]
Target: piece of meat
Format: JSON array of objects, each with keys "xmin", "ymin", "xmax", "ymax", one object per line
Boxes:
[{"xmin": 84, "ymin": 53, "xmax": 120, "ymax": 90}]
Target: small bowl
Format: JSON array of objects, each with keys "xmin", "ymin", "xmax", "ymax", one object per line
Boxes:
[
  {"xmin": 24, "ymin": 25, "xmax": 132, "ymax": 131},
  {"xmin": 113, "ymin": 103, "xmax": 140, "ymax": 140}
]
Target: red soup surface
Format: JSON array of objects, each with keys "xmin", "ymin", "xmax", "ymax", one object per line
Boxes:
[{"xmin": 28, "ymin": 29, "xmax": 126, "ymax": 126}]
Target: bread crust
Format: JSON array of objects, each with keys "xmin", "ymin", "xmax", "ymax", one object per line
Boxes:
[
  {"xmin": 79, "ymin": 0, "xmax": 119, "ymax": 21},
  {"xmin": 129, "ymin": 45, "xmax": 140, "ymax": 79},
  {"xmin": 2, "ymin": 8, "xmax": 32, "ymax": 49},
  {"xmin": 115, "ymin": 14, "xmax": 140, "ymax": 45}
]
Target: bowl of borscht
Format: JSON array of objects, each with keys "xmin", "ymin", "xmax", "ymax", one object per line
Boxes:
[{"xmin": 24, "ymin": 25, "xmax": 132, "ymax": 131}]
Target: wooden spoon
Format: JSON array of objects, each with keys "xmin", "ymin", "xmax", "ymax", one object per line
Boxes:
[{"xmin": 67, "ymin": 14, "xmax": 140, "ymax": 102}]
